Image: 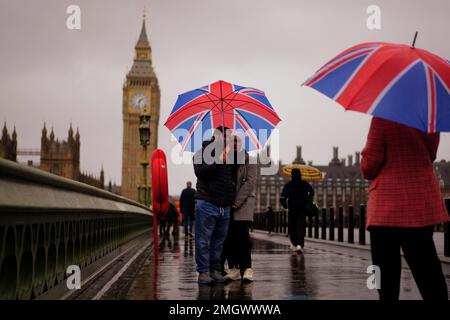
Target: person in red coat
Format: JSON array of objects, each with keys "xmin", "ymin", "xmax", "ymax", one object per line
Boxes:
[{"xmin": 361, "ymin": 117, "xmax": 449, "ymax": 300}]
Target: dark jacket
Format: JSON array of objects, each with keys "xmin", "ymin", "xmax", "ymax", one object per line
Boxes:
[
  {"xmin": 167, "ymin": 203, "xmax": 179, "ymax": 224},
  {"xmin": 193, "ymin": 139, "xmax": 234, "ymax": 207},
  {"xmin": 280, "ymin": 175, "xmax": 314, "ymax": 213},
  {"xmin": 180, "ymin": 187, "xmax": 196, "ymax": 214}
]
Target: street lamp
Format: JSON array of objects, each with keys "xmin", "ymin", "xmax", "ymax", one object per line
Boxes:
[{"xmin": 138, "ymin": 108, "xmax": 151, "ymax": 207}]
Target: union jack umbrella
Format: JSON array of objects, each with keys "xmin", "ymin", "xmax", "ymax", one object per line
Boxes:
[
  {"xmin": 303, "ymin": 41, "xmax": 450, "ymax": 133},
  {"xmin": 164, "ymin": 80, "xmax": 281, "ymax": 152},
  {"xmin": 281, "ymin": 164, "xmax": 323, "ymax": 181}
]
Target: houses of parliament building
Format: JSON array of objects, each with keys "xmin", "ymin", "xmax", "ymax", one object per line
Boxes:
[
  {"xmin": 0, "ymin": 123, "xmax": 105, "ymax": 189},
  {"xmin": 256, "ymin": 145, "xmax": 450, "ymax": 212}
]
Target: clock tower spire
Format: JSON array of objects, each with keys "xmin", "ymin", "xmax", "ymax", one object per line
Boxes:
[
  {"xmin": 134, "ymin": 11, "xmax": 151, "ymax": 62},
  {"xmin": 121, "ymin": 12, "xmax": 160, "ymax": 201}
]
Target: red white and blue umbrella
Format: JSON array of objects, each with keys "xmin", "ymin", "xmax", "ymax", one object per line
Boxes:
[
  {"xmin": 164, "ymin": 80, "xmax": 281, "ymax": 152},
  {"xmin": 303, "ymin": 41, "xmax": 450, "ymax": 133}
]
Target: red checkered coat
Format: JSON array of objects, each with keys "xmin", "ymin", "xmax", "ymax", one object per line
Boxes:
[{"xmin": 361, "ymin": 117, "xmax": 449, "ymax": 228}]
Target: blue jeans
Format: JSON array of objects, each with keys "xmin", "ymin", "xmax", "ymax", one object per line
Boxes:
[{"xmin": 195, "ymin": 200, "xmax": 230, "ymax": 274}]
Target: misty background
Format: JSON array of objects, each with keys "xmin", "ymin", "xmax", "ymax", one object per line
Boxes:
[{"xmin": 1, "ymin": 0, "xmax": 449, "ymax": 195}]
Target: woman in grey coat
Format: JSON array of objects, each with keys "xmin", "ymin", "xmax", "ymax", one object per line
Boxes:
[{"xmin": 222, "ymin": 138, "xmax": 257, "ymax": 282}]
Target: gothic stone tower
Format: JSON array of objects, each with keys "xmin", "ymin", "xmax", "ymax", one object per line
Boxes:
[
  {"xmin": 121, "ymin": 15, "xmax": 160, "ymax": 201},
  {"xmin": 40, "ymin": 124, "xmax": 80, "ymax": 180},
  {"xmin": 0, "ymin": 123, "xmax": 17, "ymax": 161}
]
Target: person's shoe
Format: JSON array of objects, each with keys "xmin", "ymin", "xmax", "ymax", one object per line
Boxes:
[
  {"xmin": 243, "ymin": 268, "xmax": 253, "ymax": 282},
  {"xmin": 296, "ymin": 245, "xmax": 303, "ymax": 254},
  {"xmin": 210, "ymin": 270, "xmax": 227, "ymax": 283},
  {"xmin": 225, "ymin": 268, "xmax": 241, "ymax": 281},
  {"xmin": 289, "ymin": 245, "xmax": 297, "ymax": 251},
  {"xmin": 198, "ymin": 272, "xmax": 213, "ymax": 285}
]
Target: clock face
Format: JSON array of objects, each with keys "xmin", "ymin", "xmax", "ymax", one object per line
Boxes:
[{"xmin": 131, "ymin": 93, "xmax": 148, "ymax": 110}]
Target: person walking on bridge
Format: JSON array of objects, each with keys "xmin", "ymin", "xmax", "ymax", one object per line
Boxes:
[
  {"xmin": 362, "ymin": 117, "xmax": 449, "ymax": 301},
  {"xmin": 180, "ymin": 181, "xmax": 196, "ymax": 239},
  {"xmin": 265, "ymin": 206, "xmax": 275, "ymax": 235},
  {"xmin": 280, "ymin": 168, "xmax": 314, "ymax": 253},
  {"xmin": 166, "ymin": 198, "xmax": 180, "ymax": 237}
]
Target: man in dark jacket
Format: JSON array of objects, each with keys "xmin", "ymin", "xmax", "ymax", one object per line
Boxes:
[
  {"xmin": 180, "ymin": 181, "xmax": 196, "ymax": 238},
  {"xmin": 193, "ymin": 127, "xmax": 234, "ymax": 284},
  {"xmin": 280, "ymin": 168, "xmax": 314, "ymax": 253}
]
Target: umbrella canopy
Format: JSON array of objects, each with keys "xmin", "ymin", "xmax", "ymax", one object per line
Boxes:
[
  {"xmin": 281, "ymin": 164, "xmax": 323, "ymax": 181},
  {"xmin": 164, "ymin": 80, "xmax": 281, "ymax": 152},
  {"xmin": 303, "ymin": 42, "xmax": 450, "ymax": 133}
]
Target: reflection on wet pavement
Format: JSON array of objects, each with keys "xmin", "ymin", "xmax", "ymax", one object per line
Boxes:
[{"xmin": 127, "ymin": 231, "xmax": 448, "ymax": 300}]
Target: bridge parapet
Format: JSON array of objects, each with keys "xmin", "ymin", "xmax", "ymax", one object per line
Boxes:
[{"xmin": 0, "ymin": 158, "xmax": 152, "ymax": 299}]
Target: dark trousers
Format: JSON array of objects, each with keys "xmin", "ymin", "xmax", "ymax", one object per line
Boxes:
[
  {"xmin": 182, "ymin": 211, "xmax": 195, "ymax": 235},
  {"xmin": 288, "ymin": 211, "xmax": 306, "ymax": 247},
  {"xmin": 222, "ymin": 220, "xmax": 252, "ymax": 272},
  {"xmin": 369, "ymin": 226, "xmax": 448, "ymax": 300},
  {"xmin": 159, "ymin": 219, "xmax": 166, "ymax": 236},
  {"xmin": 166, "ymin": 221, "xmax": 179, "ymax": 236},
  {"xmin": 267, "ymin": 217, "xmax": 275, "ymax": 233}
]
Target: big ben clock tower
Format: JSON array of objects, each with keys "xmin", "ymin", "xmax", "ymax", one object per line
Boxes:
[{"xmin": 121, "ymin": 14, "xmax": 160, "ymax": 201}]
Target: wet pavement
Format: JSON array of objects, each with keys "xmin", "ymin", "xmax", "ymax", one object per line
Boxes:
[{"xmin": 127, "ymin": 231, "xmax": 450, "ymax": 300}]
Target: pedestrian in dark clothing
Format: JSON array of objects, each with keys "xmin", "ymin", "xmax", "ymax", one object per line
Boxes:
[
  {"xmin": 180, "ymin": 181, "xmax": 196, "ymax": 238},
  {"xmin": 222, "ymin": 137, "xmax": 257, "ymax": 282},
  {"xmin": 166, "ymin": 201, "xmax": 180, "ymax": 236},
  {"xmin": 280, "ymin": 168, "xmax": 314, "ymax": 253},
  {"xmin": 265, "ymin": 206, "xmax": 275, "ymax": 234},
  {"xmin": 194, "ymin": 127, "xmax": 235, "ymax": 285},
  {"xmin": 158, "ymin": 211, "xmax": 167, "ymax": 237},
  {"xmin": 362, "ymin": 117, "xmax": 449, "ymax": 301}
]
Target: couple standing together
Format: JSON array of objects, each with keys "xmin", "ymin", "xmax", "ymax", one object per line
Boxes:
[{"xmin": 193, "ymin": 127, "xmax": 257, "ymax": 285}]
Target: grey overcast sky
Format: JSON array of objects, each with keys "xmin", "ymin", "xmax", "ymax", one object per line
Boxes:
[{"xmin": 1, "ymin": 0, "xmax": 449, "ymax": 195}]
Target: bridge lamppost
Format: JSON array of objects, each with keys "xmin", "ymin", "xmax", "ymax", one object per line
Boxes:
[{"xmin": 138, "ymin": 108, "xmax": 151, "ymax": 207}]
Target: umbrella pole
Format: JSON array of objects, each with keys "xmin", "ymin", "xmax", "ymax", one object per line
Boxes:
[
  {"xmin": 411, "ymin": 31, "xmax": 418, "ymax": 48},
  {"xmin": 221, "ymin": 112, "xmax": 228, "ymax": 159}
]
